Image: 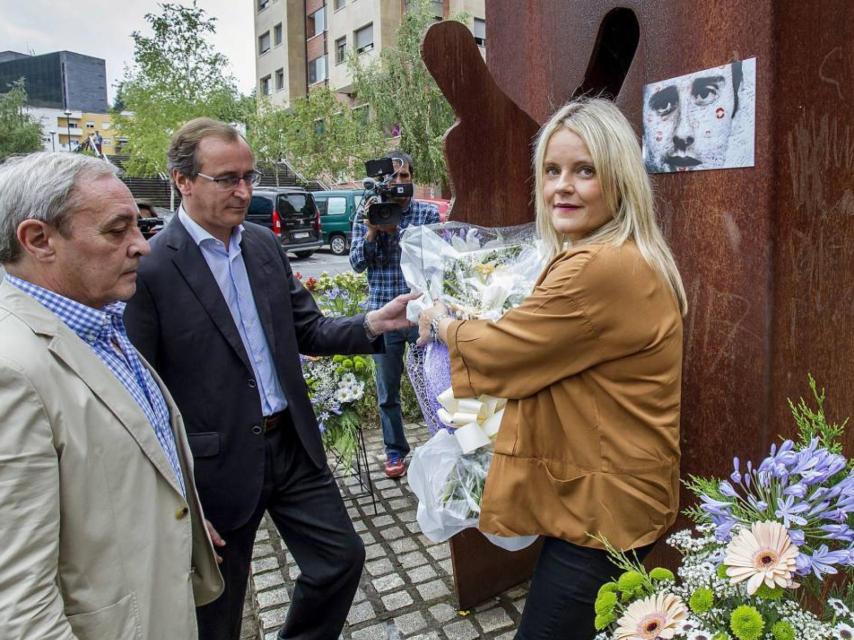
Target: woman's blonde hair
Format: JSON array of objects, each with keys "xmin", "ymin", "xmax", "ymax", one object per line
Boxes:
[{"xmin": 533, "ymin": 97, "xmax": 687, "ymax": 315}]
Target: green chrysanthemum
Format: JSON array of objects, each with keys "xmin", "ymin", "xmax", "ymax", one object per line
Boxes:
[
  {"xmin": 689, "ymin": 587, "xmax": 714, "ymax": 613},
  {"xmin": 770, "ymin": 620, "xmax": 795, "ymax": 640},
  {"xmin": 597, "ymin": 581, "xmax": 618, "ymax": 597},
  {"xmin": 730, "ymin": 605, "xmax": 764, "ymax": 640},
  {"xmin": 754, "ymin": 583, "xmax": 784, "ymax": 600},
  {"xmin": 716, "ymin": 564, "xmax": 730, "ymax": 580},
  {"xmin": 617, "ymin": 570, "xmax": 644, "ymax": 593},
  {"xmin": 712, "ymin": 633, "xmax": 731, "ymax": 640},
  {"xmin": 594, "ymin": 591, "xmax": 618, "ymax": 615},
  {"xmin": 594, "ymin": 612, "xmax": 615, "ymax": 631},
  {"xmin": 649, "ymin": 567, "xmax": 675, "ymax": 582}
]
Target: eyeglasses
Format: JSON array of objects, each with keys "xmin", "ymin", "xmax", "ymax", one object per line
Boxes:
[{"xmin": 196, "ymin": 170, "xmax": 263, "ymax": 189}]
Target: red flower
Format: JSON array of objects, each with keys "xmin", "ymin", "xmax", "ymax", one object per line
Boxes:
[
  {"xmin": 295, "ymin": 271, "xmax": 303, "ymax": 280},
  {"xmin": 305, "ymin": 277, "xmax": 318, "ymax": 291}
]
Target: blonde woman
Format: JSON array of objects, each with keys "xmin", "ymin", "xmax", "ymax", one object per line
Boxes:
[{"xmin": 418, "ymin": 98, "xmax": 687, "ymax": 639}]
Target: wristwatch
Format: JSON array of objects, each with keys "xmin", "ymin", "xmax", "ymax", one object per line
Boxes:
[
  {"xmin": 363, "ymin": 314, "xmax": 379, "ymax": 340},
  {"xmin": 430, "ymin": 313, "xmax": 449, "ymax": 342}
]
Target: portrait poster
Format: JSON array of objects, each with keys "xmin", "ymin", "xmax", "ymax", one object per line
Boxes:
[{"xmin": 642, "ymin": 57, "xmax": 756, "ymax": 173}]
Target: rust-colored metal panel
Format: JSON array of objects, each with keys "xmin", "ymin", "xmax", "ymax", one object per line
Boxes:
[
  {"xmin": 423, "ymin": 0, "xmax": 854, "ymax": 609},
  {"xmin": 306, "ymin": 34, "xmax": 325, "ymax": 61},
  {"xmin": 768, "ymin": 1, "xmax": 854, "ymax": 448},
  {"xmin": 422, "ymin": 21, "xmax": 539, "ymax": 226},
  {"xmin": 450, "ymin": 530, "xmax": 543, "ymax": 611}
]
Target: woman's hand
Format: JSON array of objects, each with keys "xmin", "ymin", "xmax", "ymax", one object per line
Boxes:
[{"xmin": 416, "ymin": 302, "xmax": 450, "ymax": 347}]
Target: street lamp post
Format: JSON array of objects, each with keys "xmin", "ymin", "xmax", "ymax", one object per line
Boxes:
[
  {"xmin": 63, "ymin": 109, "xmax": 73, "ymax": 151},
  {"xmin": 49, "ymin": 130, "xmax": 57, "ymax": 152}
]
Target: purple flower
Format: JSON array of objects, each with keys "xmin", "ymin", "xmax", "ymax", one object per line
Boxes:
[
  {"xmin": 775, "ymin": 495, "xmax": 809, "ymax": 528},
  {"xmin": 719, "ymin": 480, "xmax": 738, "ymax": 498},
  {"xmin": 788, "ymin": 529, "xmax": 805, "ymax": 545},
  {"xmin": 730, "ymin": 457, "xmax": 742, "ymax": 484},
  {"xmin": 820, "ymin": 524, "xmax": 854, "ymax": 543},
  {"xmin": 797, "ymin": 545, "xmax": 849, "ymax": 579},
  {"xmin": 783, "ymin": 483, "xmax": 807, "ymax": 498}
]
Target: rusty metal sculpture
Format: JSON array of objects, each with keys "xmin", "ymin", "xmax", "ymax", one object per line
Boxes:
[{"xmin": 420, "ymin": 0, "xmax": 853, "ymax": 610}]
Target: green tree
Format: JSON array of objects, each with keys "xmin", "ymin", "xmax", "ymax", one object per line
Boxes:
[
  {"xmin": 115, "ymin": 2, "xmax": 251, "ymax": 176},
  {"xmin": 248, "ymin": 89, "xmax": 385, "ymax": 185},
  {"xmin": 348, "ymin": 0, "xmax": 466, "ymax": 189},
  {"xmin": 0, "ymin": 79, "xmax": 43, "ymax": 160}
]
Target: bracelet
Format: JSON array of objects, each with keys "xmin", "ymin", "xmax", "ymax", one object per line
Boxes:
[
  {"xmin": 363, "ymin": 314, "xmax": 379, "ymax": 340},
  {"xmin": 430, "ymin": 313, "xmax": 450, "ymax": 342}
]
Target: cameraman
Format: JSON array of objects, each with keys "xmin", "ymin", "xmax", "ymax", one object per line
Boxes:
[{"xmin": 349, "ymin": 150, "xmax": 440, "ymax": 478}]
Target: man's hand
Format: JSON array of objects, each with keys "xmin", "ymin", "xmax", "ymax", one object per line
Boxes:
[
  {"xmin": 360, "ymin": 197, "xmax": 398, "ymax": 240},
  {"xmin": 366, "ymin": 293, "xmax": 420, "ymax": 335},
  {"xmin": 205, "ymin": 519, "xmax": 226, "ymax": 564}
]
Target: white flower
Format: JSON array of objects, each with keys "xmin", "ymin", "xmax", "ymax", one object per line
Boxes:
[
  {"xmin": 836, "ymin": 622, "xmax": 854, "ymax": 640},
  {"xmin": 724, "ymin": 521, "xmax": 799, "ymax": 595},
  {"xmin": 614, "ymin": 593, "xmax": 688, "ymax": 640},
  {"xmin": 829, "ymin": 598, "xmax": 851, "ymax": 618},
  {"xmin": 687, "ymin": 631, "xmax": 714, "ymax": 640}
]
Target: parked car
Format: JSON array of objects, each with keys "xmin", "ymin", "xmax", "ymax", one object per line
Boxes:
[
  {"xmin": 136, "ymin": 200, "xmax": 174, "ymax": 239},
  {"xmin": 415, "ymin": 197, "xmax": 451, "ymax": 222},
  {"xmin": 248, "ymin": 187, "xmax": 323, "ymax": 258},
  {"xmin": 312, "ymin": 189, "xmax": 367, "ymax": 255}
]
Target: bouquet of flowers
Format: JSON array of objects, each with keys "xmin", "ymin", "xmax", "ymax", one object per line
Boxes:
[
  {"xmin": 592, "ymin": 377, "xmax": 853, "ymax": 640},
  {"xmin": 297, "ymin": 271, "xmax": 373, "ymax": 469},
  {"xmin": 401, "ymin": 222, "xmax": 547, "ymax": 550}
]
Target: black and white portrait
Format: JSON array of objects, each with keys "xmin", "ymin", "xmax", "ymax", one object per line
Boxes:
[{"xmin": 643, "ymin": 58, "xmax": 756, "ymax": 173}]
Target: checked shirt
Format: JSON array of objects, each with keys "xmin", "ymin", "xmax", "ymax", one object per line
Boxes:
[
  {"xmin": 7, "ymin": 276, "xmax": 186, "ymax": 496},
  {"xmin": 349, "ymin": 199, "xmax": 440, "ymax": 310}
]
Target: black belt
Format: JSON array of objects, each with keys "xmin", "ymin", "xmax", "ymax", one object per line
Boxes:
[{"xmin": 261, "ymin": 411, "xmax": 285, "ymax": 432}]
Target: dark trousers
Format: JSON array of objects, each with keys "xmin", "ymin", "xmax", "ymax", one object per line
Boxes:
[
  {"xmin": 515, "ymin": 537, "xmax": 653, "ymax": 640},
  {"xmin": 196, "ymin": 413, "xmax": 365, "ymax": 640}
]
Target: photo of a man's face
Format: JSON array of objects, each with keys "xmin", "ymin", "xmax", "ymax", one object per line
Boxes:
[{"xmin": 643, "ymin": 58, "xmax": 756, "ymax": 173}]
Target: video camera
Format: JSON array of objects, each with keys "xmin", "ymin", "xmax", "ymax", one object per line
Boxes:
[{"xmin": 362, "ymin": 157, "xmax": 413, "ymax": 227}]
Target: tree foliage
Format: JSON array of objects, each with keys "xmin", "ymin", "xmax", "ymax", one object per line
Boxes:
[
  {"xmin": 348, "ymin": 0, "xmax": 465, "ymax": 189},
  {"xmin": 0, "ymin": 79, "xmax": 43, "ymax": 160},
  {"xmin": 247, "ymin": 89, "xmax": 385, "ymax": 185},
  {"xmin": 115, "ymin": 2, "xmax": 252, "ymax": 176}
]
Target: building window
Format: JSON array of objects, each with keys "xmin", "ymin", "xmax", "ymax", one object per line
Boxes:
[
  {"xmin": 354, "ymin": 23, "xmax": 374, "ymax": 54},
  {"xmin": 335, "ymin": 36, "xmax": 347, "ymax": 64},
  {"xmin": 260, "ymin": 75, "xmax": 271, "ymax": 96},
  {"xmin": 86, "ymin": 121, "xmax": 95, "ymax": 128},
  {"xmin": 334, "ymin": 0, "xmax": 345, "ymax": 9},
  {"xmin": 474, "ymin": 18, "xmax": 486, "ymax": 46},
  {"xmin": 307, "ymin": 7, "xmax": 325, "ymax": 38},
  {"xmin": 274, "ymin": 22, "xmax": 283, "ymax": 46},
  {"xmin": 275, "ymin": 68, "xmax": 285, "ymax": 91},
  {"xmin": 258, "ymin": 31, "xmax": 271, "ymax": 54},
  {"xmin": 258, "ymin": 0, "xmax": 269, "ymax": 11},
  {"xmin": 308, "ymin": 56, "xmax": 327, "ymax": 84}
]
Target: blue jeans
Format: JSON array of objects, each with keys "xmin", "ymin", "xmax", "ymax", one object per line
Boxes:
[{"xmin": 373, "ymin": 326, "xmax": 418, "ymax": 459}]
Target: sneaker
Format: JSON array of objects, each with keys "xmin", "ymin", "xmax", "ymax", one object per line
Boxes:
[{"xmin": 384, "ymin": 454, "xmax": 407, "ymax": 478}]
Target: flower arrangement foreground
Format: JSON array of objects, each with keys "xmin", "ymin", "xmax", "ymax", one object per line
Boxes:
[
  {"xmin": 295, "ymin": 270, "xmax": 420, "ymax": 469},
  {"xmin": 594, "ymin": 377, "xmax": 853, "ymax": 640}
]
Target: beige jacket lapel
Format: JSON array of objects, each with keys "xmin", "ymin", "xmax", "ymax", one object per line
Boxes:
[{"xmin": 0, "ymin": 282, "xmax": 186, "ymax": 499}]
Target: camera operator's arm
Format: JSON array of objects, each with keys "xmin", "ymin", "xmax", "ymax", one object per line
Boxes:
[{"xmin": 349, "ymin": 197, "xmax": 383, "ymax": 272}]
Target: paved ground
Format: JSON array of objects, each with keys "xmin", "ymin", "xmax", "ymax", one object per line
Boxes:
[
  {"xmin": 244, "ymin": 422, "xmax": 530, "ymax": 640},
  {"xmin": 288, "ymin": 249, "xmax": 353, "ymax": 279}
]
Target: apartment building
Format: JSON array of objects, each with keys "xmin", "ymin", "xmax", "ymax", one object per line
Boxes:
[{"xmin": 254, "ymin": 0, "xmax": 485, "ymax": 108}]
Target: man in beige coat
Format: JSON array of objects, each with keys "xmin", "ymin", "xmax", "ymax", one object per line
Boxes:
[{"xmin": 0, "ymin": 152, "xmax": 223, "ymax": 639}]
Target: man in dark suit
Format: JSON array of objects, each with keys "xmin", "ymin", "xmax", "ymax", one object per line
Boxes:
[{"xmin": 124, "ymin": 118, "xmax": 413, "ymax": 640}]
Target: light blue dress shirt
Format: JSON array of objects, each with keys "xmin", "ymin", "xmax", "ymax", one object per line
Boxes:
[{"xmin": 179, "ymin": 208, "xmax": 288, "ymax": 417}]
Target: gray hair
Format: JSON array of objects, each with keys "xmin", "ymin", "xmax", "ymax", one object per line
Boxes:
[{"xmin": 0, "ymin": 152, "xmax": 118, "ymax": 264}]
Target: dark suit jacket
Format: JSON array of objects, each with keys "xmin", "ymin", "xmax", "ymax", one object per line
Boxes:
[{"xmin": 124, "ymin": 217, "xmax": 381, "ymax": 531}]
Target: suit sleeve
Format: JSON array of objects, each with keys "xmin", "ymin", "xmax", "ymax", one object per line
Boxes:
[
  {"xmin": 123, "ymin": 275, "xmax": 160, "ymax": 368},
  {"xmin": 274, "ymin": 237, "xmax": 382, "ymax": 356},
  {"xmin": 0, "ymin": 359, "xmax": 77, "ymax": 639}
]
